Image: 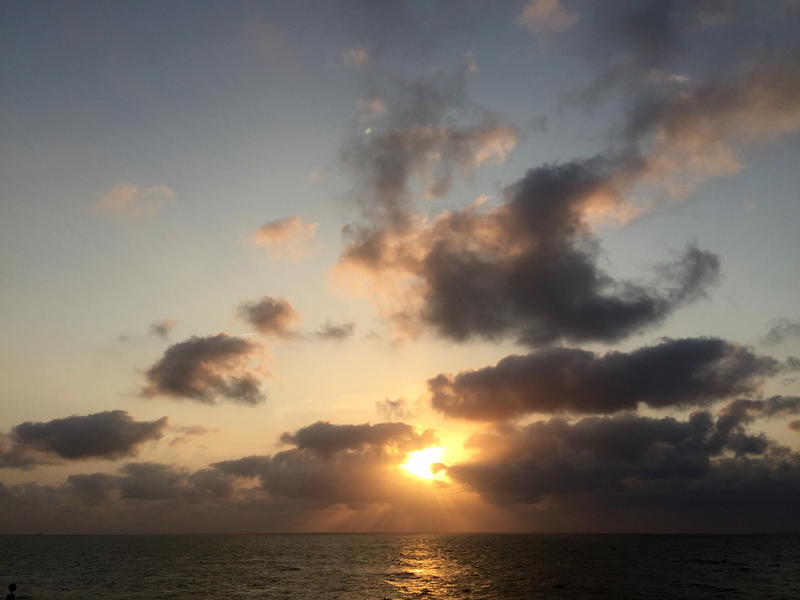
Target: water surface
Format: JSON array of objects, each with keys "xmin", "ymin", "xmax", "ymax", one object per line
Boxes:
[{"xmin": 1, "ymin": 533, "xmax": 798, "ymax": 599}]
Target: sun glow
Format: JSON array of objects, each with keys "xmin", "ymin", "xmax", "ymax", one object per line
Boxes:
[{"xmin": 401, "ymin": 447, "xmax": 446, "ymax": 481}]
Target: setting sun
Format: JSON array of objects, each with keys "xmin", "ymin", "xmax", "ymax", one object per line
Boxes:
[{"xmin": 401, "ymin": 447, "xmax": 446, "ymax": 481}]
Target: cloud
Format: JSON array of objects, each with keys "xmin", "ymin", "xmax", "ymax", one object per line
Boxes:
[
  {"xmin": 149, "ymin": 319, "xmax": 176, "ymax": 339},
  {"xmin": 5, "ymin": 408, "xmax": 800, "ymax": 532},
  {"xmin": 313, "ymin": 321, "xmax": 355, "ymax": 341},
  {"xmin": 343, "ymin": 45, "xmax": 371, "ymax": 68},
  {"xmin": 603, "ymin": 1, "xmax": 740, "ymax": 66},
  {"xmin": 785, "ymin": 356, "xmax": 800, "ymax": 372},
  {"xmin": 430, "ymin": 337, "xmax": 781, "ymax": 420},
  {"xmin": 357, "ymin": 96, "xmax": 388, "ymax": 122},
  {"xmin": 0, "ymin": 434, "xmax": 452, "ymax": 533},
  {"xmin": 0, "ymin": 411, "xmax": 167, "ymax": 469},
  {"xmin": 626, "ymin": 52, "xmax": 800, "ymax": 201},
  {"xmin": 141, "ymin": 334, "xmax": 265, "ymax": 405},
  {"xmin": 330, "ymin": 11, "xmax": 800, "ymax": 350},
  {"xmin": 67, "ymin": 462, "xmax": 236, "ymax": 503},
  {"xmin": 763, "ymin": 318, "xmax": 800, "ymax": 346},
  {"xmin": 448, "ymin": 401, "xmax": 800, "ymax": 511},
  {"xmin": 236, "ymin": 296, "xmax": 301, "ymax": 337},
  {"xmin": 341, "ymin": 65, "xmax": 519, "ymax": 225},
  {"xmin": 719, "ymin": 396, "xmax": 800, "ymax": 430},
  {"xmin": 116, "ymin": 463, "xmax": 233, "ymax": 501},
  {"xmin": 93, "ymin": 183, "xmax": 174, "ymax": 218},
  {"xmin": 561, "ymin": 9, "xmax": 800, "ymax": 210},
  {"xmin": 279, "ymin": 421, "xmax": 435, "ymax": 457},
  {"xmin": 518, "ymin": 0, "xmax": 579, "ymax": 34},
  {"xmin": 251, "ymin": 217, "xmax": 318, "ymax": 260},
  {"xmin": 331, "ymin": 63, "xmax": 719, "ymax": 346},
  {"xmin": 168, "ymin": 425, "xmax": 218, "ymax": 447},
  {"xmin": 376, "ymin": 398, "xmax": 413, "ymax": 420},
  {"xmin": 214, "ymin": 421, "xmax": 437, "ymax": 507},
  {"xmin": 561, "ymin": 0, "xmax": 744, "ymax": 106},
  {"xmin": 66, "ymin": 473, "xmax": 121, "ymax": 504},
  {"xmin": 337, "ymin": 158, "xmax": 720, "ymax": 345}
]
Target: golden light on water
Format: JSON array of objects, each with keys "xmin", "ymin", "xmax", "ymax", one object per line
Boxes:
[{"xmin": 401, "ymin": 447, "xmax": 446, "ymax": 481}]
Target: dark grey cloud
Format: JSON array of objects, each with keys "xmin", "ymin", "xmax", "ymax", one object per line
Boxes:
[
  {"xmin": 430, "ymin": 337, "xmax": 781, "ymax": 420},
  {"xmin": 1, "ymin": 411, "xmax": 167, "ymax": 469},
  {"xmin": 149, "ymin": 319, "xmax": 176, "ymax": 339},
  {"xmin": 587, "ymin": 0, "xmax": 743, "ymax": 70},
  {"xmin": 376, "ymin": 398, "xmax": 413, "ymax": 420},
  {"xmin": 67, "ymin": 473, "xmax": 121, "ymax": 504},
  {"xmin": 279, "ymin": 421, "xmax": 435, "ymax": 457},
  {"xmin": 717, "ymin": 396, "xmax": 800, "ymax": 440},
  {"xmin": 313, "ymin": 321, "xmax": 355, "ymax": 341},
  {"xmin": 561, "ymin": 0, "xmax": 783, "ymax": 109},
  {"xmin": 142, "ymin": 334, "xmax": 264, "ymax": 405},
  {"xmin": 236, "ymin": 296, "xmax": 300, "ymax": 337},
  {"xmin": 448, "ymin": 400, "xmax": 800, "ymax": 508},
  {"xmin": 0, "ymin": 446, "xmax": 449, "ymax": 534},
  {"xmin": 214, "ymin": 421, "xmax": 436, "ymax": 507},
  {"xmin": 0, "ymin": 434, "xmax": 61, "ymax": 469},
  {"xmin": 67, "ymin": 462, "xmax": 236, "ymax": 503},
  {"xmin": 116, "ymin": 462, "xmax": 196, "ymax": 500},
  {"xmin": 211, "ymin": 455, "xmax": 273, "ymax": 478},
  {"xmin": 340, "ymin": 157, "xmax": 720, "ymax": 346},
  {"xmin": 763, "ymin": 318, "xmax": 800, "ymax": 346},
  {"xmin": 4, "ymin": 407, "xmax": 800, "ymax": 533}
]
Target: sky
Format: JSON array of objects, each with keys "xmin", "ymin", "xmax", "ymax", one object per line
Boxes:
[{"xmin": 1, "ymin": 0, "xmax": 800, "ymax": 534}]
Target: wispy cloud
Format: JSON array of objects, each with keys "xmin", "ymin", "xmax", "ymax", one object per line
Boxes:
[
  {"xmin": 251, "ymin": 216, "xmax": 318, "ymax": 260},
  {"xmin": 763, "ymin": 318, "xmax": 800, "ymax": 346},
  {"xmin": 149, "ymin": 319, "xmax": 176, "ymax": 339},
  {"xmin": 313, "ymin": 321, "xmax": 355, "ymax": 342},
  {"xmin": 518, "ymin": 0, "xmax": 579, "ymax": 34},
  {"xmin": 93, "ymin": 183, "xmax": 174, "ymax": 218},
  {"xmin": 343, "ymin": 45, "xmax": 371, "ymax": 68}
]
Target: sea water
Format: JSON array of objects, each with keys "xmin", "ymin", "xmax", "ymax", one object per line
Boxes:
[{"xmin": 1, "ymin": 533, "xmax": 798, "ymax": 599}]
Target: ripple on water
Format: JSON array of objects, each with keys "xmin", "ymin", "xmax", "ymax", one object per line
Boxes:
[{"xmin": 1, "ymin": 534, "xmax": 800, "ymax": 599}]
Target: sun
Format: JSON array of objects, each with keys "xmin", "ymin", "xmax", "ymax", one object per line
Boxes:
[{"xmin": 401, "ymin": 447, "xmax": 446, "ymax": 481}]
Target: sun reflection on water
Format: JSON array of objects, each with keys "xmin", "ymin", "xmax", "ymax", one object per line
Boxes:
[{"xmin": 384, "ymin": 535, "xmax": 478, "ymax": 599}]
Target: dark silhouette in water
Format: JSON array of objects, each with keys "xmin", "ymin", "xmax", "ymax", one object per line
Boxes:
[{"xmin": 6, "ymin": 583, "xmax": 16, "ymax": 600}]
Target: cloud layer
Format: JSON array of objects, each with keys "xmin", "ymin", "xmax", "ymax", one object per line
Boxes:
[
  {"xmin": 430, "ymin": 337, "xmax": 781, "ymax": 420},
  {"xmin": 215, "ymin": 421, "xmax": 436, "ymax": 507},
  {"xmin": 448, "ymin": 399, "xmax": 800, "ymax": 516}
]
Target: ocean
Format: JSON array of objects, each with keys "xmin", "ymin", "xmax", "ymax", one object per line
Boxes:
[{"xmin": 1, "ymin": 533, "xmax": 798, "ymax": 599}]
